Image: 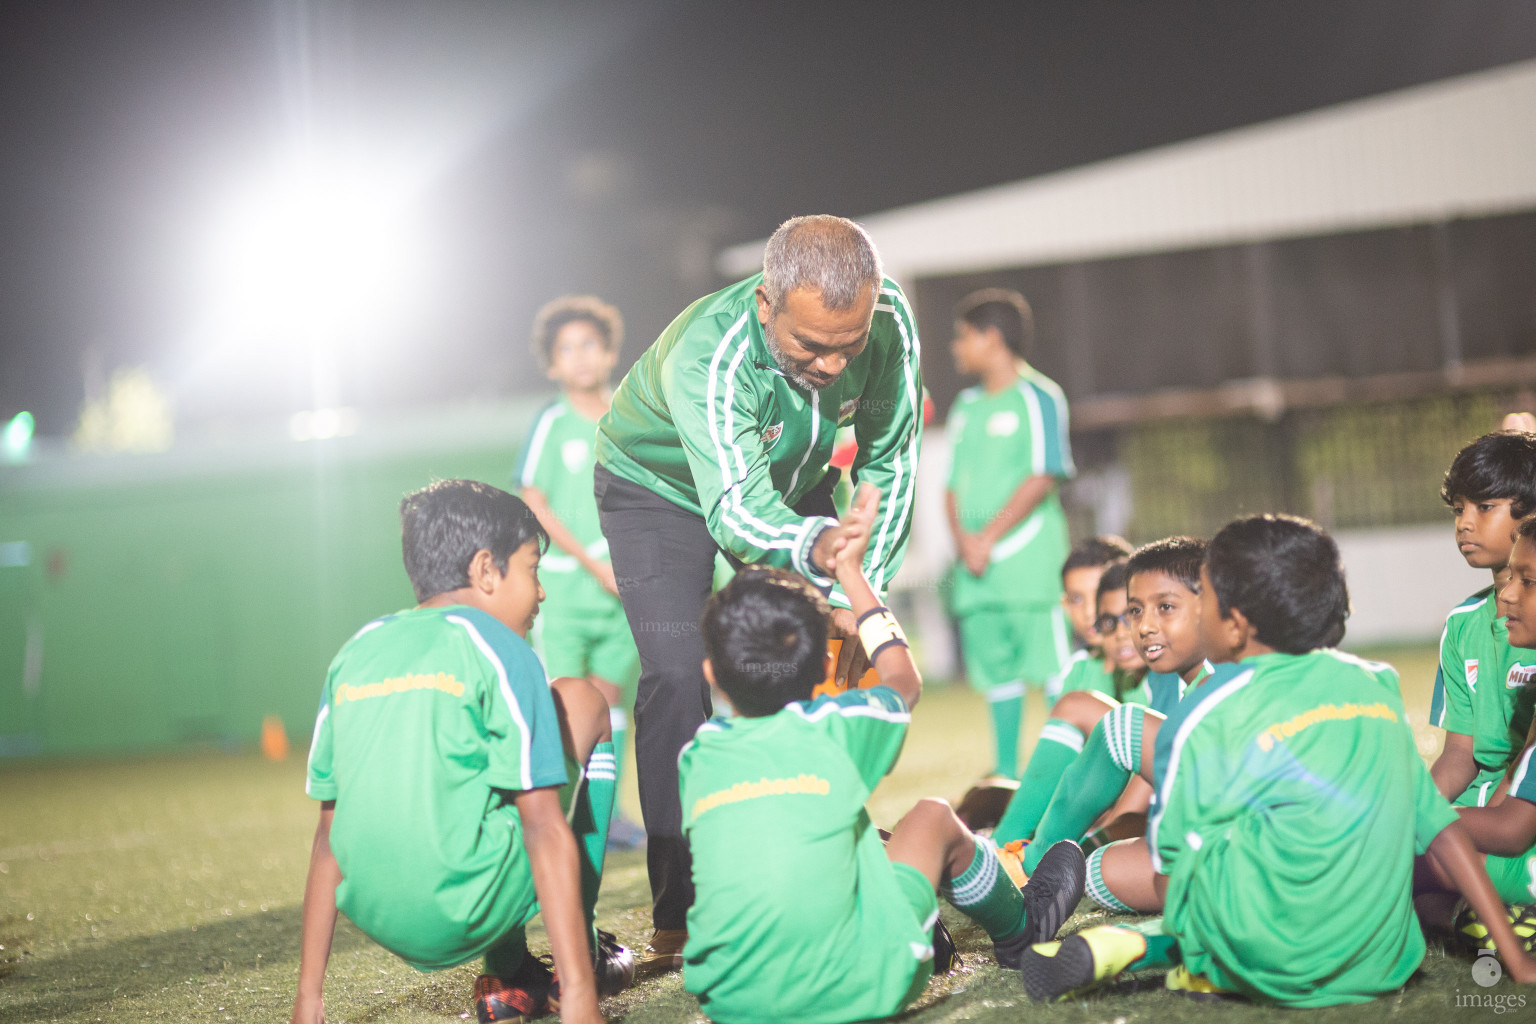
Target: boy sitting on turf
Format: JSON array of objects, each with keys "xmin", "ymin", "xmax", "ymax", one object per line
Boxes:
[
  {"xmin": 516, "ymin": 295, "xmax": 644, "ymax": 849},
  {"xmin": 1431, "ymin": 430, "xmax": 1536, "ymax": 808},
  {"xmin": 679, "ymin": 485, "xmax": 1086, "ymax": 1024},
  {"xmin": 291, "ymin": 480, "xmax": 630, "ymax": 1024},
  {"xmin": 958, "ymin": 543, "xmax": 1135, "ymax": 830},
  {"xmin": 1019, "ymin": 514, "xmax": 1536, "ymax": 1006},
  {"xmin": 993, "ymin": 538, "xmax": 1210, "ymax": 876},
  {"xmin": 1045, "ymin": 535, "xmax": 1135, "ymax": 705},
  {"xmin": 1422, "ymin": 513, "xmax": 1536, "ymax": 950}
]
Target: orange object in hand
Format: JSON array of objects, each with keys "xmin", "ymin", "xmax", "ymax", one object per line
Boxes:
[{"xmin": 811, "ymin": 637, "xmax": 882, "ymax": 699}]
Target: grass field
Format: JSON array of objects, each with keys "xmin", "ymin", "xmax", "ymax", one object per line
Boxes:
[{"xmin": 2, "ymin": 641, "xmax": 1524, "ymax": 1023}]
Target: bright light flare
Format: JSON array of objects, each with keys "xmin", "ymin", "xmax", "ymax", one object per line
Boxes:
[{"xmin": 203, "ymin": 156, "xmax": 429, "ymax": 348}]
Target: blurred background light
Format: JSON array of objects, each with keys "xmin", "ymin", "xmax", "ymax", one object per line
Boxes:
[
  {"xmin": 3, "ymin": 411, "xmax": 35, "ymax": 463},
  {"xmin": 201, "ymin": 154, "xmax": 430, "ymax": 351}
]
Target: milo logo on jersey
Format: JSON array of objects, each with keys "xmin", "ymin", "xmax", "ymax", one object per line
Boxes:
[
  {"xmin": 837, "ymin": 397, "xmax": 860, "ymax": 424},
  {"xmin": 1508, "ymin": 663, "xmax": 1536, "ymax": 689},
  {"xmin": 761, "ymin": 422, "xmax": 784, "ymax": 451}
]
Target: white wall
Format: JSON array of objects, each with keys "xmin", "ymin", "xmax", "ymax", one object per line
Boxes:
[{"xmin": 1335, "ymin": 524, "xmax": 1491, "ymax": 646}]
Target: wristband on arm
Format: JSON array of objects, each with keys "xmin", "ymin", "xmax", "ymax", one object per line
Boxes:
[{"xmin": 856, "ymin": 606, "xmax": 908, "ymax": 662}]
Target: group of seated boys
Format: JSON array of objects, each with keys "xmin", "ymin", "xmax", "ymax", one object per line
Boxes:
[{"xmin": 289, "ymin": 428, "xmax": 1536, "ymax": 1024}]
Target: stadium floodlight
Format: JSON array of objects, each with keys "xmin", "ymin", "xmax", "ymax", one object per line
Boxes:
[
  {"xmin": 202, "ymin": 154, "xmax": 429, "ymax": 351},
  {"xmin": 3, "ymin": 411, "xmax": 34, "ymax": 463}
]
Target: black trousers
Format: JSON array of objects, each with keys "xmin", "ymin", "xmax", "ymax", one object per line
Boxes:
[{"xmin": 595, "ymin": 464, "xmax": 837, "ymax": 930}]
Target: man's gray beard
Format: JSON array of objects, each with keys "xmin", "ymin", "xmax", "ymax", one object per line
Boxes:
[{"xmin": 763, "ymin": 317, "xmax": 830, "ymax": 392}]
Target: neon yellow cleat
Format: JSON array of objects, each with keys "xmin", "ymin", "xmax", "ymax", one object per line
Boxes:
[{"xmin": 1018, "ymin": 924, "xmax": 1147, "ymax": 1002}]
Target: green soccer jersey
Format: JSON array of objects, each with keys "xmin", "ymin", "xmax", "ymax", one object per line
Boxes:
[
  {"xmin": 946, "ymin": 369, "xmax": 1074, "ymax": 613},
  {"xmin": 1149, "ymin": 650, "xmax": 1457, "ymax": 1007},
  {"xmin": 306, "ymin": 606, "xmax": 568, "ymax": 969},
  {"xmin": 679, "ymin": 687, "xmax": 930, "ymax": 1024},
  {"xmin": 515, "ymin": 395, "xmax": 619, "ymax": 614},
  {"xmin": 596, "ymin": 273, "xmax": 922, "ymax": 608},
  {"xmin": 1430, "ymin": 587, "xmax": 1536, "ymax": 789},
  {"xmin": 1047, "ymin": 648, "xmax": 1115, "ymax": 704}
]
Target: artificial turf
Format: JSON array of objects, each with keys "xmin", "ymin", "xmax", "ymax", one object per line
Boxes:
[{"xmin": 2, "ymin": 642, "xmax": 1525, "ymax": 1022}]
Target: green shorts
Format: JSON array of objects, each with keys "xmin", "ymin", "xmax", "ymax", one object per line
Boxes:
[
  {"xmin": 1454, "ymin": 767, "xmax": 1508, "ymax": 808},
  {"xmin": 879, "ymin": 861, "xmax": 940, "ymax": 1015},
  {"xmin": 1484, "ymin": 848, "xmax": 1536, "ymax": 904},
  {"xmin": 356, "ymin": 809, "xmax": 540, "ymax": 972},
  {"xmin": 535, "ymin": 604, "xmax": 639, "ymax": 696},
  {"xmin": 958, "ymin": 606, "xmax": 1071, "ymax": 695}
]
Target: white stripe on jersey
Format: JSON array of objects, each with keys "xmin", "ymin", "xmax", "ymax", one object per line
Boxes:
[
  {"xmin": 448, "ymin": 614, "xmax": 533, "ymax": 788},
  {"xmin": 1148, "ymin": 668, "xmax": 1255, "ymax": 873},
  {"xmin": 519, "ymin": 403, "xmax": 567, "ymax": 488}
]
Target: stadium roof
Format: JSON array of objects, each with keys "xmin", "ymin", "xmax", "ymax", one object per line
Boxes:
[{"xmin": 719, "ymin": 59, "xmax": 1536, "ymax": 285}]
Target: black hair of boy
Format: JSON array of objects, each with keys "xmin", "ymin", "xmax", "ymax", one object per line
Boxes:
[
  {"xmin": 1127, "ymin": 536, "xmax": 1207, "ymax": 594},
  {"xmin": 1062, "ymin": 536, "xmax": 1135, "ymax": 578},
  {"xmin": 954, "ymin": 288, "xmax": 1034, "ymax": 359},
  {"xmin": 400, "ymin": 479, "xmax": 550, "ymax": 603},
  {"xmin": 1522, "ymin": 516, "xmax": 1536, "ymax": 543},
  {"xmin": 1095, "ymin": 559, "xmax": 1131, "ymax": 601},
  {"xmin": 1440, "ymin": 430, "xmax": 1536, "ymax": 517},
  {"xmin": 530, "ymin": 294, "xmax": 625, "ymax": 369},
  {"xmin": 1206, "ymin": 514, "xmax": 1349, "ymax": 654},
  {"xmin": 701, "ymin": 567, "xmax": 830, "ymax": 717}
]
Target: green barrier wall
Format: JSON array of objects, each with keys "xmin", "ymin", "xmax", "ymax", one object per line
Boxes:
[{"xmin": 0, "ymin": 401, "xmax": 543, "ymax": 758}]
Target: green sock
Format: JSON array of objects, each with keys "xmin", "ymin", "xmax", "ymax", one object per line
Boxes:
[
  {"xmin": 608, "ymin": 708, "xmax": 629, "ymax": 795},
  {"xmin": 565, "ymin": 742, "xmax": 617, "ymax": 929},
  {"xmin": 987, "ymin": 683, "xmax": 1026, "ymax": 778},
  {"xmin": 484, "ymin": 927, "xmax": 529, "ymax": 978},
  {"xmin": 1023, "ymin": 704, "xmax": 1144, "ymax": 873},
  {"xmin": 941, "ymin": 835, "xmax": 1028, "ymax": 941},
  {"xmin": 1124, "ymin": 917, "xmax": 1180, "ymax": 971},
  {"xmin": 993, "ymin": 719, "xmax": 1085, "ymax": 844}
]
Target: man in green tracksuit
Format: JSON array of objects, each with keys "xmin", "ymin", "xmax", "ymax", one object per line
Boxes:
[{"xmin": 594, "ymin": 215, "xmax": 922, "ymax": 974}]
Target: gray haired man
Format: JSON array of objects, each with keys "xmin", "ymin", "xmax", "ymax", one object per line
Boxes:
[{"xmin": 593, "ymin": 215, "xmax": 925, "ymax": 973}]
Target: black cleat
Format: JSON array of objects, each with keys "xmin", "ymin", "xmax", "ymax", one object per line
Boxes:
[
  {"xmin": 1019, "ymin": 933, "xmax": 1098, "ymax": 1002},
  {"xmin": 474, "ymin": 955, "xmax": 554, "ymax": 1023},
  {"xmin": 1018, "ymin": 840, "xmax": 1087, "ymax": 945}
]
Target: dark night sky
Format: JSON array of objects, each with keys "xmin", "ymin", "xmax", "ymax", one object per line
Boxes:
[{"xmin": 3, "ymin": 1, "xmax": 1535, "ymax": 435}]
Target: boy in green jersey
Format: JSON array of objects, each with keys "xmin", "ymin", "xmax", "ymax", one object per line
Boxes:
[
  {"xmin": 291, "ymin": 481, "xmax": 630, "ymax": 1024},
  {"xmin": 946, "ymin": 288, "xmax": 1075, "ymax": 779},
  {"xmin": 1430, "ymin": 431, "xmax": 1536, "ymax": 807},
  {"xmin": 1425, "ymin": 516, "xmax": 1536, "ymax": 945},
  {"xmin": 1020, "ymin": 514, "xmax": 1536, "ymax": 1006},
  {"xmin": 957, "ymin": 537, "xmax": 1132, "ymax": 830},
  {"xmin": 679, "ymin": 486, "xmax": 1086, "ymax": 1024},
  {"xmin": 517, "ymin": 296, "xmax": 643, "ymax": 847},
  {"xmin": 996, "ymin": 539, "xmax": 1210, "ymax": 882},
  {"xmin": 1046, "ymin": 535, "xmax": 1135, "ymax": 705}
]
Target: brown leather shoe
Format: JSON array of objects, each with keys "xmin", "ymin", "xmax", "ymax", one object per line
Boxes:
[{"xmin": 633, "ymin": 928, "xmax": 687, "ymax": 979}]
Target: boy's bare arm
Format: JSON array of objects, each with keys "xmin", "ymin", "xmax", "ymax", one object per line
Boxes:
[
  {"xmin": 291, "ymin": 803, "xmax": 340, "ymax": 1024},
  {"xmin": 979, "ymin": 474, "xmax": 1055, "ymax": 547},
  {"xmin": 1426, "ymin": 820, "xmax": 1536, "ymax": 983},
  {"xmin": 514, "ymin": 786, "xmax": 603, "ymax": 1024},
  {"xmin": 521, "ymin": 486, "xmax": 618, "ymax": 596},
  {"xmin": 1456, "ymin": 798, "xmax": 1536, "ymax": 857},
  {"xmin": 835, "ymin": 484, "xmax": 921, "ymax": 708},
  {"xmin": 1430, "ymin": 732, "xmax": 1479, "ymax": 801}
]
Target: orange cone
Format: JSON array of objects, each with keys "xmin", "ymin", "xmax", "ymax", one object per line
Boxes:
[{"xmin": 261, "ymin": 715, "xmax": 290, "ymax": 761}]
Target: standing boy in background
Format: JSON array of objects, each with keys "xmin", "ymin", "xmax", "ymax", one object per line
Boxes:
[
  {"xmin": 517, "ymin": 296, "xmax": 644, "ymax": 847},
  {"xmin": 946, "ymin": 288, "xmax": 1075, "ymax": 780},
  {"xmin": 1429, "ymin": 431, "xmax": 1536, "ymax": 807}
]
